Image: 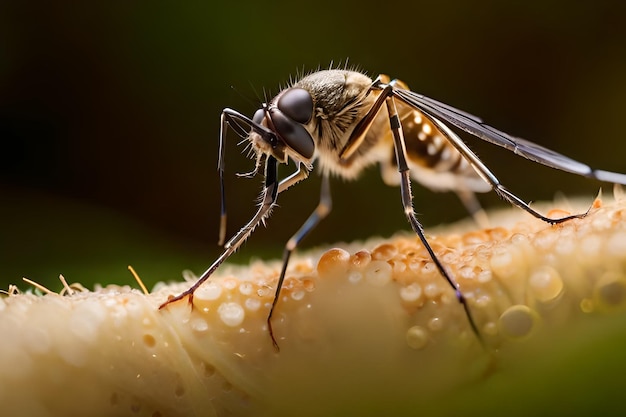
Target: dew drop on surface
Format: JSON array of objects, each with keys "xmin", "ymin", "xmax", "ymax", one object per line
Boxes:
[
  {"xmin": 239, "ymin": 282, "xmax": 254, "ymax": 296},
  {"xmin": 218, "ymin": 302, "xmax": 245, "ymax": 327},
  {"xmin": 372, "ymin": 243, "xmax": 398, "ymax": 261},
  {"xmin": 195, "ymin": 282, "xmax": 222, "ymax": 301},
  {"xmin": 223, "ymin": 279, "xmax": 238, "ymax": 291},
  {"xmin": 317, "ymin": 248, "xmax": 350, "ymax": 277},
  {"xmin": 534, "ymin": 228, "xmax": 558, "ymax": 251},
  {"xmin": 580, "ymin": 298, "xmax": 594, "ymax": 313},
  {"xmin": 347, "ymin": 271, "xmax": 363, "ymax": 284},
  {"xmin": 477, "ymin": 270, "xmax": 492, "ymax": 283},
  {"xmin": 191, "ymin": 317, "xmax": 209, "ymax": 332},
  {"xmin": 498, "ymin": 305, "xmax": 538, "ymax": 339},
  {"xmin": 243, "ymin": 298, "xmax": 261, "ymax": 311},
  {"xmin": 424, "ymin": 283, "xmax": 441, "ymax": 299},
  {"xmin": 490, "ymin": 247, "xmax": 518, "ymax": 279},
  {"xmin": 350, "ymin": 250, "xmax": 371, "ymax": 268},
  {"xmin": 528, "ymin": 266, "xmax": 564, "ymax": 303},
  {"xmin": 475, "ymin": 294, "xmax": 492, "ymax": 308},
  {"xmin": 400, "ymin": 283, "xmax": 422, "ymax": 303},
  {"xmin": 392, "ymin": 260, "xmax": 407, "ymax": 274},
  {"xmin": 594, "ymin": 273, "xmax": 626, "ymax": 309},
  {"xmin": 291, "ymin": 290, "xmax": 305, "ymax": 301},
  {"xmin": 364, "ymin": 261, "xmax": 392, "ymax": 286},
  {"xmin": 458, "ymin": 265, "xmax": 476, "ymax": 281},
  {"xmin": 406, "ymin": 326, "xmax": 429, "ymax": 350},
  {"xmin": 428, "ymin": 317, "xmax": 443, "ymax": 332}
]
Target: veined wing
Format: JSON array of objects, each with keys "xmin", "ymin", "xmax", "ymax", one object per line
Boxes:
[{"xmin": 392, "ymin": 87, "xmax": 626, "ymax": 184}]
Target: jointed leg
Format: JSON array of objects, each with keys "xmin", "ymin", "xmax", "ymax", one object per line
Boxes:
[
  {"xmin": 268, "ymin": 175, "xmax": 332, "ymax": 350},
  {"xmin": 424, "ymin": 113, "xmax": 590, "ymax": 224},
  {"xmin": 386, "ymin": 96, "xmax": 485, "ymax": 345},
  {"xmin": 160, "ymin": 156, "xmax": 310, "ymax": 310}
]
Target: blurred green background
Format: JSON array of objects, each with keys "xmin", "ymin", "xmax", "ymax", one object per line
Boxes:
[{"xmin": 1, "ymin": 0, "xmax": 625, "ymax": 291}]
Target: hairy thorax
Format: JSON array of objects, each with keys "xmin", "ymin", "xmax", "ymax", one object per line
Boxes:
[{"xmin": 294, "ymin": 70, "xmax": 391, "ymax": 180}]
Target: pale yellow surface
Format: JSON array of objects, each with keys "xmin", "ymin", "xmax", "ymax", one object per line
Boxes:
[{"xmin": 2, "ymin": 196, "xmax": 626, "ymax": 416}]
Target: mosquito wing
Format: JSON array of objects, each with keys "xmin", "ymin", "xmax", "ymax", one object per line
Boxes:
[{"xmin": 392, "ymin": 87, "xmax": 626, "ymax": 185}]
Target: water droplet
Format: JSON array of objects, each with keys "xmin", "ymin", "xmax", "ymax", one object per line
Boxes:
[
  {"xmin": 528, "ymin": 266, "xmax": 564, "ymax": 303},
  {"xmin": 195, "ymin": 282, "xmax": 222, "ymax": 301},
  {"xmin": 400, "ymin": 283, "xmax": 422, "ymax": 303},
  {"xmin": 498, "ymin": 305, "xmax": 538, "ymax": 339},
  {"xmin": 594, "ymin": 272, "xmax": 626, "ymax": 311},
  {"xmin": 218, "ymin": 302, "xmax": 245, "ymax": 327},
  {"xmin": 406, "ymin": 326, "xmax": 429, "ymax": 349}
]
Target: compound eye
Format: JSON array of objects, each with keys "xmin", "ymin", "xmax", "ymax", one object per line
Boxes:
[
  {"xmin": 270, "ymin": 109, "xmax": 315, "ymax": 159},
  {"xmin": 276, "ymin": 88, "xmax": 313, "ymax": 124},
  {"xmin": 252, "ymin": 108, "xmax": 265, "ymax": 125}
]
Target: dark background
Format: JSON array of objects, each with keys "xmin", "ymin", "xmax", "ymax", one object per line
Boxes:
[{"xmin": 1, "ymin": 0, "xmax": 625, "ymax": 290}]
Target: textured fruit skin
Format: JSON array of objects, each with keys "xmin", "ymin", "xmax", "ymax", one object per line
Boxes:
[{"xmin": 3, "ymin": 197, "xmax": 626, "ymax": 417}]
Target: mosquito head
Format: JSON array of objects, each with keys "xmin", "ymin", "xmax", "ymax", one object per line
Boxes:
[{"xmin": 250, "ymin": 88, "xmax": 315, "ymax": 164}]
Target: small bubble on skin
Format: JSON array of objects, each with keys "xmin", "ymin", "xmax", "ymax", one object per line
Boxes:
[
  {"xmin": 534, "ymin": 228, "xmax": 558, "ymax": 251},
  {"xmin": 239, "ymin": 282, "xmax": 254, "ymax": 296},
  {"xmin": 364, "ymin": 261, "xmax": 392, "ymax": 286},
  {"xmin": 392, "ymin": 261, "xmax": 407, "ymax": 274},
  {"xmin": 347, "ymin": 271, "xmax": 363, "ymax": 284},
  {"xmin": 463, "ymin": 231, "xmax": 490, "ymax": 245},
  {"xmin": 442, "ymin": 252, "xmax": 456, "ymax": 263},
  {"xmin": 528, "ymin": 266, "xmax": 564, "ymax": 303},
  {"xmin": 350, "ymin": 250, "xmax": 371, "ymax": 268},
  {"xmin": 406, "ymin": 326, "xmax": 429, "ymax": 350},
  {"xmin": 195, "ymin": 282, "xmax": 222, "ymax": 301},
  {"xmin": 244, "ymin": 297, "xmax": 261, "ymax": 312},
  {"xmin": 218, "ymin": 302, "xmax": 245, "ymax": 327},
  {"xmin": 477, "ymin": 270, "xmax": 492, "ymax": 283},
  {"xmin": 428, "ymin": 317, "xmax": 443, "ymax": 332},
  {"xmin": 400, "ymin": 283, "xmax": 422, "ymax": 303},
  {"xmin": 372, "ymin": 244, "xmax": 399, "ymax": 261},
  {"xmin": 317, "ymin": 248, "xmax": 350, "ymax": 277},
  {"xmin": 302, "ymin": 278, "xmax": 316, "ymax": 291},
  {"xmin": 498, "ymin": 305, "xmax": 538, "ymax": 339},
  {"xmin": 424, "ymin": 282, "xmax": 442, "ymax": 299},
  {"xmin": 580, "ymin": 298, "xmax": 594, "ymax": 313},
  {"xmin": 191, "ymin": 317, "xmax": 209, "ymax": 332},
  {"xmin": 487, "ymin": 227, "xmax": 510, "ymax": 242},
  {"xmin": 257, "ymin": 286, "xmax": 272, "ymax": 298},
  {"xmin": 223, "ymin": 279, "xmax": 238, "ymax": 291},
  {"xmin": 594, "ymin": 273, "xmax": 626, "ymax": 309},
  {"xmin": 490, "ymin": 247, "xmax": 519, "ymax": 279},
  {"xmin": 291, "ymin": 290, "xmax": 305, "ymax": 301},
  {"xmin": 458, "ymin": 265, "xmax": 477, "ymax": 281},
  {"xmin": 475, "ymin": 294, "xmax": 492, "ymax": 308},
  {"xmin": 511, "ymin": 233, "xmax": 529, "ymax": 245}
]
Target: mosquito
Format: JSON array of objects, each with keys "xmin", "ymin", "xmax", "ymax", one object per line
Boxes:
[{"xmin": 159, "ymin": 69, "xmax": 626, "ymax": 349}]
